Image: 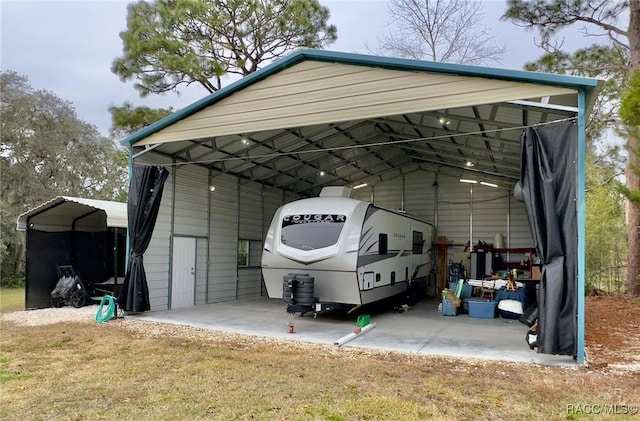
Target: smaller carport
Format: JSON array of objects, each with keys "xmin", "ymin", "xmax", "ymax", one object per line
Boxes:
[{"xmin": 16, "ymin": 196, "xmax": 127, "ymax": 309}]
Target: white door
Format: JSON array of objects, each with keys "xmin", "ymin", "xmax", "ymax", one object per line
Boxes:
[{"xmin": 171, "ymin": 237, "xmax": 196, "ymax": 309}]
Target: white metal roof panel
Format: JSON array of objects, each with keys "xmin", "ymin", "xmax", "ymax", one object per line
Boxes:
[
  {"xmin": 16, "ymin": 196, "xmax": 128, "ymax": 232},
  {"xmin": 133, "ymin": 61, "xmax": 576, "ymax": 147}
]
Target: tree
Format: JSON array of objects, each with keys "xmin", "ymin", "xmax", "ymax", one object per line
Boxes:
[
  {"xmin": 0, "ymin": 71, "xmax": 127, "ymax": 278},
  {"xmin": 618, "ymin": 70, "xmax": 640, "ymax": 208},
  {"xmin": 585, "ymin": 154, "xmax": 627, "ymax": 293},
  {"xmin": 112, "ymin": 0, "xmax": 337, "ymax": 97},
  {"xmin": 373, "ymin": 0, "xmax": 505, "ymax": 64},
  {"xmin": 504, "ymin": 0, "xmax": 640, "ymax": 295},
  {"xmin": 619, "ymin": 69, "xmax": 640, "ymax": 292},
  {"xmin": 109, "ymin": 102, "xmax": 174, "ymax": 140}
]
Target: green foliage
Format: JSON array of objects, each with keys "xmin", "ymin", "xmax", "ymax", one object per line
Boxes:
[
  {"xmin": 109, "ymin": 101, "xmax": 173, "ymax": 140},
  {"xmin": 619, "ymin": 70, "xmax": 640, "ymax": 128},
  {"xmin": 112, "ymin": 0, "xmax": 337, "ymax": 96},
  {"xmin": 0, "ymin": 71, "xmax": 128, "ymax": 278},
  {"xmin": 502, "ymin": 0, "xmax": 629, "ymax": 51},
  {"xmin": 617, "ymin": 70, "xmax": 640, "ymax": 206},
  {"xmin": 523, "ymin": 44, "xmax": 627, "ymax": 145},
  {"xmin": 585, "ymin": 155, "xmax": 627, "ymax": 292},
  {"xmin": 503, "ymin": 0, "xmax": 637, "ymax": 292},
  {"xmin": 0, "ymin": 276, "xmax": 24, "ymax": 289},
  {"xmin": 504, "ymin": 1, "xmax": 631, "ymax": 142}
]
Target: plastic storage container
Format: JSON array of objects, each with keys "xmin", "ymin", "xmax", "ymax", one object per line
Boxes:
[
  {"xmin": 441, "ymin": 299, "xmax": 458, "ymax": 316},
  {"xmin": 448, "ymin": 282, "xmax": 472, "ymax": 299},
  {"xmin": 467, "ymin": 298, "xmax": 497, "ymax": 318}
]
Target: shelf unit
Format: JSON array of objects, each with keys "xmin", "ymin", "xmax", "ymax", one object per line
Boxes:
[{"xmin": 493, "ymin": 247, "xmax": 537, "ymax": 278}]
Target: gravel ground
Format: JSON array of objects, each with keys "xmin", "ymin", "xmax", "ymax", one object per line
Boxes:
[{"xmin": 1, "ymin": 305, "xmax": 100, "ymax": 326}]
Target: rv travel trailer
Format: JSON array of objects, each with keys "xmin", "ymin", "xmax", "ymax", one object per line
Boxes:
[{"xmin": 261, "ymin": 187, "xmax": 433, "ymax": 314}]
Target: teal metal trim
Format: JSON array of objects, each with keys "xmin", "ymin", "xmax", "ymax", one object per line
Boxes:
[
  {"xmin": 576, "ymin": 88, "xmax": 587, "ymax": 364},
  {"xmin": 122, "ymin": 49, "xmax": 602, "ymax": 147}
]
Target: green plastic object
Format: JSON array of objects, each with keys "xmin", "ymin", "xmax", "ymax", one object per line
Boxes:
[
  {"xmin": 356, "ymin": 314, "xmax": 371, "ymax": 327},
  {"xmin": 455, "ymin": 279, "xmax": 464, "ymax": 298}
]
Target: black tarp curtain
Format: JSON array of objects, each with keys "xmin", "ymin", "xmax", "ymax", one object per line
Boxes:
[
  {"xmin": 118, "ymin": 166, "xmax": 169, "ymax": 312},
  {"xmin": 520, "ymin": 122, "xmax": 577, "ymax": 356}
]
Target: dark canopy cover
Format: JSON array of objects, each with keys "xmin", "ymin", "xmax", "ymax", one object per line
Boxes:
[
  {"xmin": 118, "ymin": 166, "xmax": 169, "ymax": 312},
  {"xmin": 520, "ymin": 122, "xmax": 577, "ymax": 356}
]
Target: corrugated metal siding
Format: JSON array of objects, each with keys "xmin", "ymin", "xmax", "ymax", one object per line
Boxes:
[
  {"xmin": 135, "ymin": 61, "xmax": 576, "ymax": 146},
  {"xmin": 139, "ymin": 155, "xmax": 532, "ymax": 308},
  {"xmin": 471, "ymin": 189, "xmax": 512, "ymax": 246},
  {"xmin": 208, "ymin": 173, "xmax": 239, "ymax": 302},
  {"xmin": 262, "ymin": 186, "xmax": 283, "ymax": 238},
  {"xmin": 436, "ymin": 176, "xmax": 472, "ymax": 245},
  {"xmin": 170, "ymin": 165, "xmax": 210, "ymax": 307},
  {"xmin": 403, "ymin": 172, "xmax": 436, "ymax": 226},
  {"xmin": 237, "ymin": 183, "xmax": 263, "ymax": 300},
  {"xmin": 173, "ymin": 165, "xmax": 209, "ymax": 237},
  {"xmin": 237, "ymin": 268, "xmax": 261, "ymax": 299},
  {"xmin": 507, "ymin": 197, "xmax": 534, "ymax": 248},
  {"xmin": 353, "ymin": 171, "xmax": 532, "ymax": 249},
  {"xmin": 239, "ymin": 183, "xmax": 263, "ymax": 240},
  {"xmin": 138, "ymin": 158, "xmax": 307, "ymax": 308},
  {"xmin": 195, "ymin": 237, "xmax": 208, "ymax": 305}
]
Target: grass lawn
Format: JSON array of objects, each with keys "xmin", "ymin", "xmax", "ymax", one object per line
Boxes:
[
  {"xmin": 0, "ymin": 288, "xmax": 24, "ymax": 313},
  {"xmin": 1, "ymin": 317, "xmax": 639, "ymax": 420}
]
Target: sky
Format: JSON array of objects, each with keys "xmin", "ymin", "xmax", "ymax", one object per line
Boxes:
[{"xmin": 0, "ymin": 0, "xmax": 596, "ymax": 138}]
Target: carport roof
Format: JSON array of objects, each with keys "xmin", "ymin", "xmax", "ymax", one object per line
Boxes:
[
  {"xmin": 17, "ymin": 196, "xmax": 128, "ymax": 232},
  {"xmin": 125, "ymin": 49, "xmax": 602, "ymax": 196}
]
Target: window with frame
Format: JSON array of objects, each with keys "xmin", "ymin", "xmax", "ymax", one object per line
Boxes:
[
  {"xmin": 237, "ymin": 239, "xmax": 249, "ymax": 267},
  {"xmin": 379, "ymin": 233, "xmax": 388, "ymax": 255},
  {"xmin": 412, "ymin": 231, "xmax": 423, "ymax": 254}
]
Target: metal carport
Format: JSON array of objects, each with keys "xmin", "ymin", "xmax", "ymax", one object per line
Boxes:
[
  {"xmin": 123, "ymin": 50, "xmax": 601, "ymax": 362},
  {"xmin": 17, "ymin": 196, "xmax": 127, "ymax": 309}
]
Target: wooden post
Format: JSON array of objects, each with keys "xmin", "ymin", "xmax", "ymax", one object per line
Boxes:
[{"xmin": 433, "ymin": 240, "xmax": 453, "ymax": 294}]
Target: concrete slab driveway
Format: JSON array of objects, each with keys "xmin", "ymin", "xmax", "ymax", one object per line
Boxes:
[{"xmin": 128, "ymin": 296, "xmax": 575, "ymax": 366}]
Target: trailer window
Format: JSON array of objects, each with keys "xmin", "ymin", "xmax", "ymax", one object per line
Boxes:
[
  {"xmin": 412, "ymin": 231, "xmax": 423, "ymax": 254},
  {"xmin": 281, "ymin": 214, "xmax": 346, "ymax": 250},
  {"xmin": 379, "ymin": 233, "xmax": 388, "ymax": 255}
]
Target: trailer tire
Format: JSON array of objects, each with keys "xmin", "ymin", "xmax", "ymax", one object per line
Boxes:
[
  {"xmin": 293, "ymin": 292, "xmax": 314, "ymax": 300},
  {"xmin": 295, "ymin": 284, "xmax": 314, "ymax": 293}
]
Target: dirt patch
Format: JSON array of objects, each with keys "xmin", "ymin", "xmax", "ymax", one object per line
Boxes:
[{"xmin": 585, "ymin": 294, "xmax": 640, "ymax": 370}]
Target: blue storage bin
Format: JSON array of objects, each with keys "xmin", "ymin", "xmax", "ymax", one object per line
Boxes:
[
  {"xmin": 441, "ymin": 298, "xmax": 458, "ymax": 316},
  {"xmin": 467, "ymin": 298, "xmax": 497, "ymax": 318}
]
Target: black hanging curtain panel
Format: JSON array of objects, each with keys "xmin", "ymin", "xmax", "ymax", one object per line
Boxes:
[
  {"xmin": 118, "ymin": 166, "xmax": 169, "ymax": 312},
  {"xmin": 520, "ymin": 122, "xmax": 577, "ymax": 356}
]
